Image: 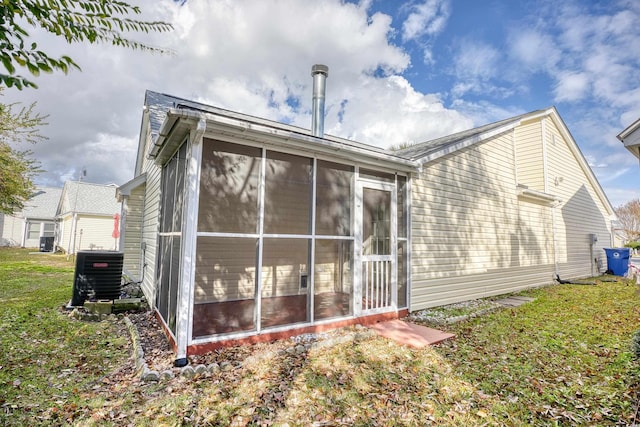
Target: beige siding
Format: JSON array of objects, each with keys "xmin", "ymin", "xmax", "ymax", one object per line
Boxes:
[
  {"xmin": 1, "ymin": 214, "xmax": 23, "ymax": 246},
  {"xmin": 543, "ymin": 117, "xmax": 611, "ymax": 276},
  {"xmin": 515, "ymin": 119, "xmax": 545, "ymax": 191},
  {"xmin": 410, "ymin": 115, "xmax": 613, "ymax": 311},
  {"xmin": 59, "ymin": 215, "xmax": 73, "ymax": 253},
  {"xmin": 75, "ymin": 215, "xmax": 117, "ymax": 251},
  {"xmin": 140, "ymin": 142, "xmax": 162, "ymax": 307},
  {"xmin": 411, "ymin": 132, "xmax": 539, "ymax": 310},
  {"xmin": 122, "ymin": 184, "xmax": 146, "ymax": 278}
]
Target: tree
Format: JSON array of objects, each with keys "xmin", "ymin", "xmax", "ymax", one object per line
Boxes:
[
  {"xmin": 1, "ymin": 0, "xmax": 173, "ymax": 89},
  {"xmin": 614, "ymin": 199, "xmax": 640, "ymax": 243},
  {"xmin": 0, "ymin": 88, "xmax": 46, "ymax": 213}
]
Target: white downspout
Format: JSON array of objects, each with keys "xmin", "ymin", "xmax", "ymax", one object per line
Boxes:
[
  {"xmin": 174, "ymin": 118, "xmax": 206, "ymax": 366},
  {"xmin": 552, "ymin": 203, "xmax": 559, "ymax": 277},
  {"xmin": 21, "ymin": 219, "xmax": 27, "ymax": 247}
]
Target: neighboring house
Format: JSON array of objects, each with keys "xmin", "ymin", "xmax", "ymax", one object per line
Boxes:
[
  {"xmin": 611, "ymin": 220, "xmax": 626, "ymax": 248},
  {"xmin": 0, "ymin": 186, "xmax": 62, "ymax": 248},
  {"xmin": 618, "ymin": 117, "xmax": 640, "ymax": 161},
  {"xmin": 57, "ymin": 181, "xmax": 120, "ymax": 254},
  {"xmin": 119, "ymin": 68, "xmax": 614, "ymax": 363}
]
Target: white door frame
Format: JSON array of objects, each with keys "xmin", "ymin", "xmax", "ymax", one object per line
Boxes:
[{"xmin": 354, "ymin": 179, "xmax": 397, "ymax": 316}]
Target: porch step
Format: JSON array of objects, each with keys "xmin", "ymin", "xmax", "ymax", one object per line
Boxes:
[{"xmin": 368, "ymin": 319, "xmax": 455, "ymax": 348}]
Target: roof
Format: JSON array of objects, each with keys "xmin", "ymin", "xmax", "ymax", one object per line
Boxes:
[
  {"xmin": 617, "ymin": 117, "xmax": 640, "ymax": 160},
  {"xmin": 57, "ymin": 181, "xmax": 119, "ymax": 216},
  {"xmin": 20, "ymin": 186, "xmax": 62, "ymax": 220},
  {"xmin": 142, "ymin": 90, "xmax": 420, "ymax": 173},
  {"xmin": 617, "ymin": 117, "xmax": 640, "ymax": 142},
  {"xmin": 395, "ymin": 109, "xmax": 546, "ymax": 162}
]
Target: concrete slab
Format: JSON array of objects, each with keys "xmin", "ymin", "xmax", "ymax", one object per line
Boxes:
[
  {"xmin": 495, "ymin": 296, "xmax": 535, "ymax": 307},
  {"xmin": 368, "ymin": 319, "xmax": 455, "ymax": 348}
]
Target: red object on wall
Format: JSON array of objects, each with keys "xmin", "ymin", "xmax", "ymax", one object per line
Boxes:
[{"xmin": 112, "ymin": 213, "xmax": 120, "ymax": 239}]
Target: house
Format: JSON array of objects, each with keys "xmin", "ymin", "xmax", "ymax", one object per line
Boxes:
[
  {"xmin": 0, "ymin": 186, "xmax": 62, "ymax": 248},
  {"xmin": 398, "ymin": 108, "xmax": 614, "ymax": 309},
  {"xmin": 119, "ymin": 66, "xmax": 614, "ymax": 364},
  {"xmin": 56, "ymin": 181, "xmax": 120, "ymax": 254},
  {"xmin": 618, "ymin": 117, "xmax": 640, "ymax": 161}
]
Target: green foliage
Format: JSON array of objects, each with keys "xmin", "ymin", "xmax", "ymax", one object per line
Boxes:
[
  {"xmin": 0, "ymin": 143, "xmax": 40, "ymax": 214},
  {"xmin": 0, "ymin": 0, "xmax": 173, "ymax": 89},
  {"xmin": 0, "ymin": 89, "xmax": 46, "ymax": 213},
  {"xmin": 626, "ymin": 241, "xmax": 640, "ymax": 250},
  {"xmin": 632, "ymin": 329, "xmax": 640, "ymax": 359}
]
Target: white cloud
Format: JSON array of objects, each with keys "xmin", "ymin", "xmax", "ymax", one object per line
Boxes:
[
  {"xmin": 453, "ymin": 40, "xmax": 499, "ymax": 80},
  {"xmin": 2, "ymin": 0, "xmax": 468, "ymax": 187},
  {"xmin": 402, "ymin": 0, "xmax": 451, "ymax": 41},
  {"xmin": 449, "ymin": 99, "xmax": 524, "ymax": 128},
  {"xmin": 508, "ymin": 29, "xmax": 561, "ymax": 73},
  {"xmin": 554, "ymin": 71, "xmax": 590, "ymax": 102},
  {"xmin": 327, "ymin": 75, "xmax": 472, "ymax": 146},
  {"xmin": 449, "ymin": 39, "xmax": 504, "ymax": 97}
]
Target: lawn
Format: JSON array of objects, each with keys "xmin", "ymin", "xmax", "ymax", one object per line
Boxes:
[{"xmin": 1, "ymin": 247, "xmax": 639, "ymax": 426}]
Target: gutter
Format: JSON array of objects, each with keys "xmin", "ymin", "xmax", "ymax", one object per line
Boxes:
[{"xmin": 150, "ymin": 108, "xmax": 421, "ymax": 173}]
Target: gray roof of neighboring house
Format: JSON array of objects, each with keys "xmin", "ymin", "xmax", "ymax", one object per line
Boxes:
[
  {"xmin": 58, "ymin": 181, "xmax": 119, "ymax": 216},
  {"xmin": 20, "ymin": 186, "xmax": 63, "ymax": 220},
  {"xmin": 395, "ymin": 109, "xmax": 547, "ymax": 161}
]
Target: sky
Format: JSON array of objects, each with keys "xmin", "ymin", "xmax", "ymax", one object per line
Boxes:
[{"xmin": 3, "ymin": 0, "xmax": 640, "ymax": 208}]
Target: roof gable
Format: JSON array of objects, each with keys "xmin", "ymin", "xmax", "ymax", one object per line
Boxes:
[{"xmin": 58, "ymin": 182, "xmax": 119, "ymax": 216}]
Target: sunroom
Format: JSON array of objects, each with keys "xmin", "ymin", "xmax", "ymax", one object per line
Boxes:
[{"xmin": 148, "ymin": 93, "xmax": 419, "ymax": 362}]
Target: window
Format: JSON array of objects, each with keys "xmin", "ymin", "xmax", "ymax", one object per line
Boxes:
[
  {"xmin": 27, "ymin": 223, "xmax": 40, "ymax": 240},
  {"xmin": 43, "ymin": 223, "xmax": 55, "ymax": 237}
]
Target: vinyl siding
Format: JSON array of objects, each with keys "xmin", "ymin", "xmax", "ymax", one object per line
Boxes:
[
  {"xmin": 0, "ymin": 214, "xmax": 23, "ymax": 246},
  {"xmin": 122, "ymin": 183, "xmax": 146, "ymax": 278},
  {"xmin": 409, "ymin": 115, "xmax": 612, "ymax": 311},
  {"xmin": 515, "ymin": 119, "xmax": 545, "ymax": 191},
  {"xmin": 542, "ymin": 117, "xmax": 611, "ymax": 276},
  {"xmin": 140, "ymin": 135, "xmax": 162, "ymax": 307},
  {"xmin": 74, "ymin": 215, "xmax": 117, "ymax": 251},
  {"xmin": 411, "ymin": 132, "xmax": 534, "ymax": 310},
  {"xmin": 59, "ymin": 215, "xmax": 73, "ymax": 253}
]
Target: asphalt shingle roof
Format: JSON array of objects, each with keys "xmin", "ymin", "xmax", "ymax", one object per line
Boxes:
[
  {"xmin": 59, "ymin": 182, "xmax": 119, "ymax": 216},
  {"xmin": 395, "ymin": 109, "xmax": 546, "ymax": 161},
  {"xmin": 20, "ymin": 186, "xmax": 62, "ymax": 219}
]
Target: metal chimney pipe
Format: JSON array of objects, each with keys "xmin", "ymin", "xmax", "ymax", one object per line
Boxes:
[{"xmin": 311, "ymin": 64, "xmax": 329, "ymax": 137}]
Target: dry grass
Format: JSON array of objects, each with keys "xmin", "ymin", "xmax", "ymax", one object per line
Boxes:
[{"xmin": 1, "ymin": 247, "xmax": 640, "ymax": 426}]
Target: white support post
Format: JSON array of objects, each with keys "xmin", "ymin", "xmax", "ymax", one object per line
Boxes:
[{"xmin": 175, "ymin": 118, "xmax": 206, "ymax": 365}]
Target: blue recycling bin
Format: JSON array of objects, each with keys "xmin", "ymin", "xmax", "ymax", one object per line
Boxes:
[{"xmin": 604, "ymin": 248, "xmax": 631, "ymax": 276}]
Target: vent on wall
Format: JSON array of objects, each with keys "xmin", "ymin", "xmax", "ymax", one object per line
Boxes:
[{"xmin": 71, "ymin": 251, "xmax": 124, "ymax": 306}]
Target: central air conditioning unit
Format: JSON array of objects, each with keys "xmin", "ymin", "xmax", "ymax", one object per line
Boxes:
[{"xmin": 71, "ymin": 251, "xmax": 124, "ymax": 306}]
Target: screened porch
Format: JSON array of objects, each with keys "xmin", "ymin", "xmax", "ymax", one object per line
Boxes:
[{"xmin": 156, "ymin": 136, "xmax": 408, "ymax": 344}]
